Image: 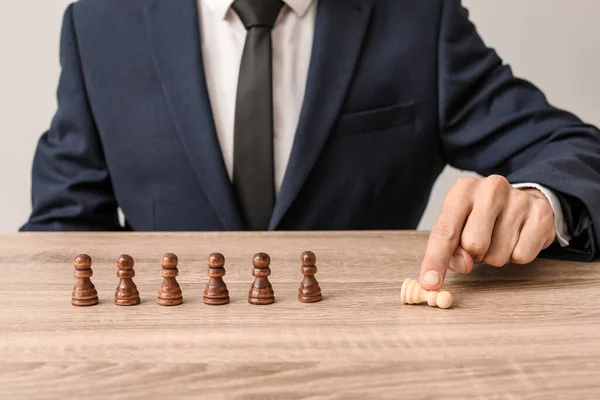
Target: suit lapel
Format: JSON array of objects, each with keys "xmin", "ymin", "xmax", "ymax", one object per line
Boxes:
[
  {"xmin": 269, "ymin": 0, "xmax": 375, "ymax": 230},
  {"xmin": 143, "ymin": 0, "xmax": 245, "ymax": 230}
]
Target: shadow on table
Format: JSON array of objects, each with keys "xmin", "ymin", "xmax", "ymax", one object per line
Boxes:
[{"xmin": 448, "ymin": 256, "xmax": 584, "ymax": 289}]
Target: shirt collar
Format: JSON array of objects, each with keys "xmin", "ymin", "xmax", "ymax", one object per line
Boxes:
[
  {"xmin": 203, "ymin": 0, "xmax": 314, "ymax": 20},
  {"xmin": 285, "ymin": 0, "xmax": 314, "ymax": 17}
]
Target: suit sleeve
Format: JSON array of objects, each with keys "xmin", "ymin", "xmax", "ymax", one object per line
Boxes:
[
  {"xmin": 21, "ymin": 3, "xmax": 122, "ymax": 231},
  {"xmin": 437, "ymin": 0, "xmax": 600, "ymax": 260}
]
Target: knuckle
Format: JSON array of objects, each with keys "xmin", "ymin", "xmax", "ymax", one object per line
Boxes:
[
  {"xmin": 532, "ymin": 199, "xmax": 554, "ymax": 222},
  {"xmin": 484, "ymin": 253, "xmax": 509, "ymax": 267},
  {"xmin": 514, "ymin": 194, "xmax": 532, "ymax": 212},
  {"xmin": 455, "ymin": 176, "xmax": 477, "ymax": 187},
  {"xmin": 485, "ymin": 175, "xmax": 510, "ymax": 198},
  {"xmin": 461, "ymin": 237, "xmax": 490, "ymax": 256},
  {"xmin": 430, "ymin": 224, "xmax": 459, "ymax": 243},
  {"xmin": 451, "ymin": 176, "xmax": 476, "ymax": 194},
  {"xmin": 423, "ymin": 253, "xmax": 446, "ymax": 270},
  {"xmin": 511, "ymin": 248, "xmax": 536, "ymax": 265}
]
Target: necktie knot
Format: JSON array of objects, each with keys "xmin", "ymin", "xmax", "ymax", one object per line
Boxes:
[{"xmin": 232, "ymin": 0, "xmax": 284, "ymax": 30}]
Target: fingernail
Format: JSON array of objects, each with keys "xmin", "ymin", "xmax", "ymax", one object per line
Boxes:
[
  {"xmin": 450, "ymin": 254, "xmax": 467, "ymax": 274},
  {"xmin": 423, "ymin": 270, "xmax": 440, "ymax": 286}
]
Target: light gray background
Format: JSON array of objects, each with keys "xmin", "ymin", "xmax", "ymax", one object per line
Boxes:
[{"xmin": 1, "ymin": 0, "xmax": 599, "ymax": 232}]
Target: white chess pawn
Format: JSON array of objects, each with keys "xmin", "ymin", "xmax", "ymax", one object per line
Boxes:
[{"xmin": 401, "ymin": 278, "xmax": 453, "ymax": 309}]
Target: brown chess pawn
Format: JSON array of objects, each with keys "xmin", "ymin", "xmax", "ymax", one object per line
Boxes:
[
  {"xmin": 72, "ymin": 254, "xmax": 99, "ymax": 306},
  {"xmin": 298, "ymin": 251, "xmax": 322, "ymax": 303},
  {"xmin": 248, "ymin": 252, "xmax": 275, "ymax": 305},
  {"xmin": 114, "ymin": 254, "xmax": 140, "ymax": 306},
  {"xmin": 157, "ymin": 253, "xmax": 183, "ymax": 306},
  {"xmin": 203, "ymin": 253, "xmax": 230, "ymax": 305}
]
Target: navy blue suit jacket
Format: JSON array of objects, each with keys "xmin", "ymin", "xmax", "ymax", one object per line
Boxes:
[{"xmin": 22, "ymin": 0, "xmax": 600, "ymax": 259}]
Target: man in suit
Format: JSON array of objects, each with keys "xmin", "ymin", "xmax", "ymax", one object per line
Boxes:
[{"xmin": 22, "ymin": 0, "xmax": 600, "ymax": 292}]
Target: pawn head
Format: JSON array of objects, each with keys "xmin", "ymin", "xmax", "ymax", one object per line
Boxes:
[
  {"xmin": 301, "ymin": 251, "xmax": 316, "ymax": 266},
  {"xmin": 208, "ymin": 252, "xmax": 225, "ymax": 268},
  {"xmin": 437, "ymin": 291, "xmax": 454, "ymax": 309},
  {"xmin": 117, "ymin": 254, "xmax": 134, "ymax": 270},
  {"xmin": 161, "ymin": 253, "xmax": 178, "ymax": 269},
  {"xmin": 253, "ymin": 252, "xmax": 270, "ymax": 268},
  {"xmin": 73, "ymin": 254, "xmax": 92, "ymax": 270}
]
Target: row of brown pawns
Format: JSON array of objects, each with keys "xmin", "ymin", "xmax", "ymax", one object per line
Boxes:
[{"xmin": 72, "ymin": 251, "xmax": 322, "ymax": 307}]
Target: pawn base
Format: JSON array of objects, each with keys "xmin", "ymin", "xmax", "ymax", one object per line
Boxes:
[
  {"xmin": 248, "ymin": 297, "xmax": 275, "ymax": 305},
  {"xmin": 203, "ymin": 296, "xmax": 230, "ymax": 305},
  {"xmin": 115, "ymin": 298, "xmax": 141, "ymax": 306},
  {"xmin": 157, "ymin": 296, "xmax": 183, "ymax": 306},
  {"xmin": 72, "ymin": 297, "xmax": 99, "ymax": 307},
  {"xmin": 298, "ymin": 294, "xmax": 322, "ymax": 303}
]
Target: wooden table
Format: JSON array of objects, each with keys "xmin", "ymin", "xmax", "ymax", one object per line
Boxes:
[{"xmin": 1, "ymin": 232, "xmax": 599, "ymax": 399}]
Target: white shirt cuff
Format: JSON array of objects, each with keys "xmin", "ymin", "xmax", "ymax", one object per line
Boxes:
[{"xmin": 512, "ymin": 183, "xmax": 571, "ymax": 247}]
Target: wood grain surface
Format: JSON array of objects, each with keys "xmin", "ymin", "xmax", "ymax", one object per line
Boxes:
[{"xmin": 0, "ymin": 231, "xmax": 599, "ymax": 399}]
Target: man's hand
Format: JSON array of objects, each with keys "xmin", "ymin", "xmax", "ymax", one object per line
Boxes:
[{"xmin": 419, "ymin": 175, "xmax": 557, "ymax": 290}]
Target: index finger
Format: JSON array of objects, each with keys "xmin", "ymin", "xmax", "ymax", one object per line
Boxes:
[{"xmin": 419, "ymin": 192, "xmax": 473, "ymax": 290}]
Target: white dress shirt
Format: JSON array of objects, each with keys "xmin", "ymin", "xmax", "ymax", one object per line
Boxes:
[
  {"xmin": 197, "ymin": 0, "xmax": 570, "ymax": 246},
  {"xmin": 199, "ymin": 0, "xmax": 316, "ymax": 195}
]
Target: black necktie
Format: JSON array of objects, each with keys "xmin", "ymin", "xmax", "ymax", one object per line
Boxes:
[{"xmin": 232, "ymin": 0, "xmax": 284, "ymax": 231}]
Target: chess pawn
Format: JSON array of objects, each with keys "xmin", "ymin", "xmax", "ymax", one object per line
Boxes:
[
  {"xmin": 72, "ymin": 254, "xmax": 99, "ymax": 306},
  {"xmin": 204, "ymin": 253, "xmax": 230, "ymax": 305},
  {"xmin": 114, "ymin": 254, "xmax": 141, "ymax": 306},
  {"xmin": 400, "ymin": 278, "xmax": 453, "ymax": 309},
  {"xmin": 298, "ymin": 251, "xmax": 322, "ymax": 303},
  {"xmin": 157, "ymin": 253, "xmax": 183, "ymax": 306},
  {"xmin": 248, "ymin": 252, "xmax": 275, "ymax": 305}
]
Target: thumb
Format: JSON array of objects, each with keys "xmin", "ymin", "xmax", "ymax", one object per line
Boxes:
[{"xmin": 448, "ymin": 246, "xmax": 474, "ymax": 275}]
